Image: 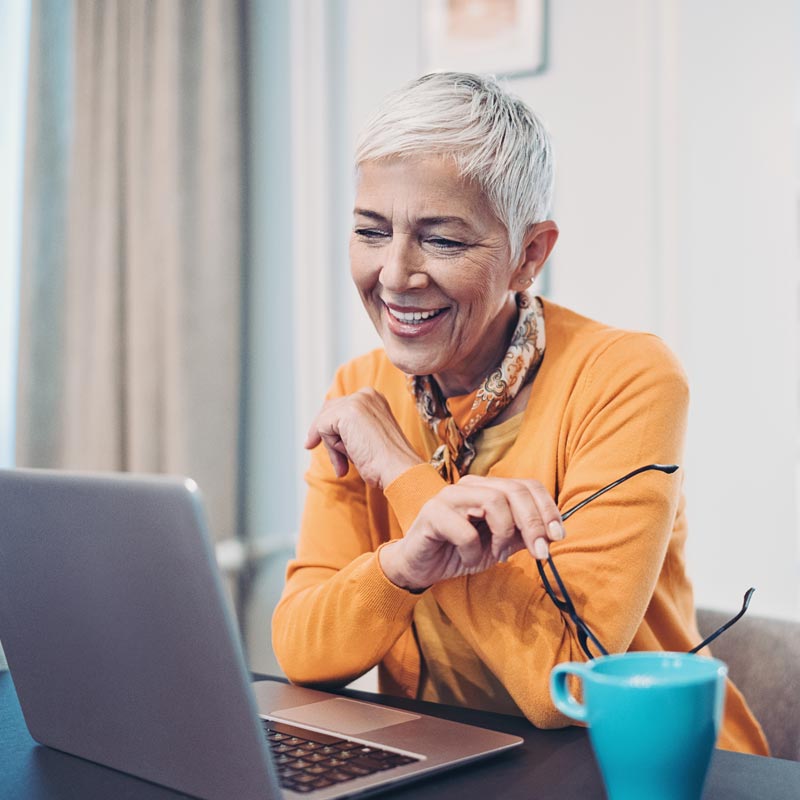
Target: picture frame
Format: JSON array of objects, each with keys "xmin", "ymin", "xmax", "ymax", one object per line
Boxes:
[{"xmin": 421, "ymin": 0, "xmax": 550, "ymax": 80}]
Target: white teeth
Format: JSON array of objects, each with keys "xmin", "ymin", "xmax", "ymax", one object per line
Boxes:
[{"xmin": 388, "ymin": 307, "xmax": 444, "ymax": 323}]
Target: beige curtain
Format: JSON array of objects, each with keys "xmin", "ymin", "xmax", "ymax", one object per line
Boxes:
[{"xmin": 17, "ymin": 0, "xmax": 245, "ymax": 542}]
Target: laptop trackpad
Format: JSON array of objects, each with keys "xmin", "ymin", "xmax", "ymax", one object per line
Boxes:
[{"xmin": 272, "ymin": 698, "xmax": 421, "ymax": 735}]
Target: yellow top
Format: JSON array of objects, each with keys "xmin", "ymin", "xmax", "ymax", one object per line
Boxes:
[
  {"xmin": 415, "ymin": 413, "xmax": 525, "ymax": 714},
  {"xmin": 273, "ymin": 299, "xmax": 769, "ymax": 755}
]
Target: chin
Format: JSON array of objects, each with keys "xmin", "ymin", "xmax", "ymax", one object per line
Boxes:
[{"xmin": 381, "ymin": 342, "xmax": 441, "ymax": 378}]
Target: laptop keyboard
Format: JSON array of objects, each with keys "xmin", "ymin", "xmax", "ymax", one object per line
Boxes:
[{"xmin": 262, "ymin": 719, "xmax": 421, "ymax": 794}]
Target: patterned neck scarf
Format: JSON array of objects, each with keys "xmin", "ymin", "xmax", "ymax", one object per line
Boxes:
[{"xmin": 409, "ymin": 292, "xmax": 546, "ymax": 483}]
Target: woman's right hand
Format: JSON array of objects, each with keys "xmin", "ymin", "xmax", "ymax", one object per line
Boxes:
[{"xmin": 379, "ymin": 474, "xmax": 566, "ymax": 591}]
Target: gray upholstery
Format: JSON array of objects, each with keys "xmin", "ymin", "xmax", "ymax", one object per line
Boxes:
[{"xmin": 697, "ymin": 608, "xmax": 800, "ymax": 761}]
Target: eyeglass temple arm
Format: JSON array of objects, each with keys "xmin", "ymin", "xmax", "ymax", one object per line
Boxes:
[
  {"xmin": 561, "ymin": 464, "xmax": 679, "ymax": 522},
  {"xmin": 541, "ymin": 463, "xmax": 678, "ymax": 658},
  {"xmin": 688, "ymin": 587, "xmax": 755, "ymax": 655},
  {"xmin": 541, "ymin": 554, "xmax": 610, "ymax": 657},
  {"xmin": 543, "ymin": 464, "xmax": 753, "ymax": 659}
]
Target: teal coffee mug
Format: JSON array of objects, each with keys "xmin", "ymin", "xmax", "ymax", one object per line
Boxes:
[{"xmin": 550, "ymin": 652, "xmax": 727, "ymax": 800}]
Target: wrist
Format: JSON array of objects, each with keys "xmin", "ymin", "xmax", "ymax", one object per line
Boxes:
[
  {"xmin": 378, "ymin": 541, "xmax": 427, "ymax": 593},
  {"xmin": 380, "ymin": 453, "xmax": 424, "ymax": 491}
]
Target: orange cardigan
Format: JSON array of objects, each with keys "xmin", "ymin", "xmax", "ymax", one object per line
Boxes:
[{"xmin": 272, "ymin": 299, "xmax": 769, "ymax": 755}]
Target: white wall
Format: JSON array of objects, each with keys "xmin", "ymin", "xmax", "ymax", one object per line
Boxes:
[
  {"xmin": 282, "ymin": 0, "xmax": 799, "ymax": 620},
  {"xmin": 671, "ymin": 2, "xmax": 798, "ymax": 620},
  {"xmin": 511, "ymin": 1, "xmax": 799, "ymax": 619},
  {"xmin": 527, "ymin": 0, "xmax": 799, "ymax": 620}
]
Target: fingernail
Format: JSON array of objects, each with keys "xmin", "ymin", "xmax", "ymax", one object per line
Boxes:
[
  {"xmin": 498, "ymin": 547, "xmax": 510, "ymax": 563},
  {"xmin": 548, "ymin": 520, "xmax": 565, "ymax": 541},
  {"xmin": 534, "ymin": 538, "xmax": 549, "ymax": 560}
]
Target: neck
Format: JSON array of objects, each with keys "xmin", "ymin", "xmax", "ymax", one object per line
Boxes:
[{"xmin": 433, "ymin": 296, "xmax": 520, "ymax": 398}]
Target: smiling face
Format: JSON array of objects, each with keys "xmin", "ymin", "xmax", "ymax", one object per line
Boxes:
[{"xmin": 350, "ymin": 156, "xmax": 540, "ymax": 397}]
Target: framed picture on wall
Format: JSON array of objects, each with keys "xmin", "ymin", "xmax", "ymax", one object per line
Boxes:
[{"xmin": 421, "ymin": 0, "xmax": 549, "ymax": 79}]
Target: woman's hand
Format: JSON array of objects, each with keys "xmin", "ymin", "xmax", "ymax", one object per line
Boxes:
[
  {"xmin": 379, "ymin": 475, "xmax": 565, "ymax": 591},
  {"xmin": 305, "ymin": 388, "xmax": 423, "ymax": 489}
]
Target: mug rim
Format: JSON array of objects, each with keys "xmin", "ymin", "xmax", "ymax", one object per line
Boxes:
[{"xmin": 580, "ymin": 651, "xmax": 727, "ymax": 688}]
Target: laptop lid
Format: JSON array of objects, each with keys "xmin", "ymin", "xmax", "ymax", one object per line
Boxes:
[
  {"xmin": 0, "ymin": 468, "xmax": 522, "ymax": 800},
  {"xmin": 0, "ymin": 468, "xmax": 280, "ymax": 800}
]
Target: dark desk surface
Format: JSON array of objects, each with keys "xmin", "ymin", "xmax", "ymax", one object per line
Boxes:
[{"xmin": 1, "ymin": 671, "xmax": 798, "ymax": 799}]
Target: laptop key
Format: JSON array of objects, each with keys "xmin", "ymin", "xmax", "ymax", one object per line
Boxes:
[
  {"xmin": 320, "ymin": 757, "xmax": 348, "ymax": 768},
  {"xmin": 349, "ymin": 757, "xmax": 383, "ymax": 771},
  {"xmin": 341, "ymin": 764, "xmax": 372, "ymax": 777},
  {"xmin": 354, "ymin": 757, "xmax": 396, "ymax": 772},
  {"xmin": 334, "ymin": 741, "xmax": 361, "ymax": 751},
  {"xmin": 326, "ymin": 770, "xmax": 356, "ymax": 783},
  {"xmin": 292, "ymin": 774, "xmax": 320, "ymax": 784},
  {"xmin": 264, "ymin": 720, "xmax": 421, "ymax": 792},
  {"xmin": 374, "ymin": 752, "xmax": 399, "ymax": 762},
  {"xmin": 290, "ymin": 747, "xmax": 318, "ymax": 758},
  {"xmin": 264, "ymin": 720, "xmax": 345, "ymax": 745},
  {"xmin": 388, "ymin": 755, "xmax": 418, "ymax": 766}
]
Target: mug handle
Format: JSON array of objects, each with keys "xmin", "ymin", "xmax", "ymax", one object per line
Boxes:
[{"xmin": 550, "ymin": 662, "xmax": 590, "ymax": 723}]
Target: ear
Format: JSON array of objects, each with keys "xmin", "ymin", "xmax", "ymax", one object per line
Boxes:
[{"xmin": 509, "ymin": 221, "xmax": 559, "ymax": 290}]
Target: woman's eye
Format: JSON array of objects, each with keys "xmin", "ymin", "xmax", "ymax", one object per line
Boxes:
[
  {"xmin": 354, "ymin": 228, "xmax": 390, "ymax": 241},
  {"xmin": 427, "ymin": 237, "xmax": 465, "ymax": 250}
]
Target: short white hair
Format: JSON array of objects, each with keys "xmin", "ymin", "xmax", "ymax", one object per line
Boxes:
[{"xmin": 354, "ymin": 72, "xmax": 555, "ymax": 263}]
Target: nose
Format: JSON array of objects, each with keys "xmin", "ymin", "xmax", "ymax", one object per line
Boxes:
[{"xmin": 379, "ymin": 235, "xmax": 429, "ymax": 292}]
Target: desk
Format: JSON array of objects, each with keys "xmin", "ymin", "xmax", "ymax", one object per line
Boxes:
[{"xmin": 1, "ymin": 672, "xmax": 798, "ymax": 799}]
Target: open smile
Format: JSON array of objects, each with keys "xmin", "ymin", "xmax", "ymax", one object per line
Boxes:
[
  {"xmin": 382, "ymin": 302, "xmax": 450, "ymax": 337},
  {"xmin": 387, "ymin": 306, "xmax": 447, "ymax": 324}
]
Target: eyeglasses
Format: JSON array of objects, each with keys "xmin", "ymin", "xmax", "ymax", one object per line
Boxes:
[{"xmin": 536, "ymin": 463, "xmax": 755, "ymax": 659}]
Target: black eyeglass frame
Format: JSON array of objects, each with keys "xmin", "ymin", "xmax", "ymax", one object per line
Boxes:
[{"xmin": 536, "ymin": 463, "xmax": 755, "ymax": 659}]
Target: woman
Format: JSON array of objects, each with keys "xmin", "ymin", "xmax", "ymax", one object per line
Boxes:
[{"xmin": 272, "ymin": 72, "xmax": 768, "ymax": 754}]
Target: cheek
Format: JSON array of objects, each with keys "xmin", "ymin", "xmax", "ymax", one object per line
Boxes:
[
  {"xmin": 349, "ymin": 246, "xmax": 378, "ymax": 295},
  {"xmin": 447, "ymin": 253, "xmax": 511, "ymax": 308}
]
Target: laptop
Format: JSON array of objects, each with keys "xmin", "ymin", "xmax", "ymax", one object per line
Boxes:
[{"xmin": 0, "ymin": 468, "xmax": 522, "ymax": 799}]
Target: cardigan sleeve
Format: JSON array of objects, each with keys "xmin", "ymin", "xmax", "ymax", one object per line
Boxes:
[
  {"xmin": 271, "ymin": 365, "xmax": 447, "ymax": 687},
  {"xmin": 431, "ymin": 332, "xmax": 690, "ymax": 728}
]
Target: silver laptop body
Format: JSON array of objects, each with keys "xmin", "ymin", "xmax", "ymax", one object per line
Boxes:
[{"xmin": 0, "ymin": 468, "xmax": 522, "ymax": 799}]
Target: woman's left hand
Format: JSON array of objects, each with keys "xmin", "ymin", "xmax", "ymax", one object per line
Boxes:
[{"xmin": 305, "ymin": 388, "xmax": 423, "ymax": 489}]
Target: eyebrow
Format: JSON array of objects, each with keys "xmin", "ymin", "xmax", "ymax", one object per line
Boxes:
[{"xmin": 353, "ymin": 209, "xmax": 471, "ymax": 227}]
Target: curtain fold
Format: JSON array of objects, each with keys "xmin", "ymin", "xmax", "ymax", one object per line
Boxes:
[{"xmin": 17, "ymin": 0, "xmax": 245, "ymax": 542}]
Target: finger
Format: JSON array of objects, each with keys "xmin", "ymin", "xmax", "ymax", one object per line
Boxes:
[
  {"xmin": 305, "ymin": 399, "xmax": 335, "ymax": 449},
  {"xmin": 304, "ymin": 427, "xmax": 323, "ymax": 450},
  {"xmin": 498, "ymin": 539, "xmax": 526, "ymax": 563},
  {"xmin": 521, "ymin": 479, "xmax": 565, "ymax": 542},
  {"xmin": 319, "ymin": 431, "xmax": 350, "ymax": 477},
  {"xmin": 426, "ymin": 499, "xmax": 490, "ymax": 568},
  {"xmin": 468, "ymin": 492, "xmax": 518, "ymax": 560},
  {"xmin": 503, "ymin": 479, "xmax": 564, "ymax": 548},
  {"xmin": 481, "ymin": 478, "xmax": 550, "ymax": 557},
  {"xmin": 532, "ymin": 536, "xmax": 549, "ymax": 561},
  {"xmin": 461, "ymin": 476, "xmax": 563, "ymax": 560},
  {"xmin": 442, "ymin": 483, "xmax": 518, "ymax": 559}
]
